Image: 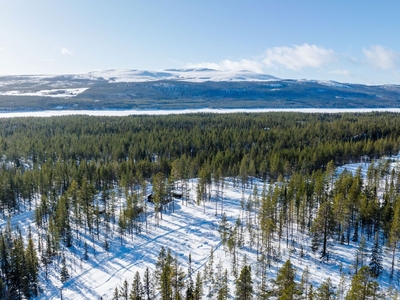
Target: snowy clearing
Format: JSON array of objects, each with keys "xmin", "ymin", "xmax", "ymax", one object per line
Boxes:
[
  {"xmin": 0, "ymin": 88, "xmax": 89, "ymax": 98},
  {"xmin": 2, "ymin": 155, "xmax": 400, "ymax": 299}
]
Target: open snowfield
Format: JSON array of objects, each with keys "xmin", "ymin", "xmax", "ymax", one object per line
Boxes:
[
  {"xmin": 3, "ymin": 155, "xmax": 400, "ymax": 299},
  {"xmin": 1, "ymin": 108, "xmax": 400, "ymax": 118}
]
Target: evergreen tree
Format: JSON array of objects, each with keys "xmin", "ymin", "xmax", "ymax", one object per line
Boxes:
[
  {"xmin": 143, "ymin": 267, "xmax": 155, "ymax": 300},
  {"xmin": 130, "ymin": 271, "xmax": 144, "ymax": 300},
  {"xmin": 152, "ymin": 172, "xmax": 166, "ymax": 225},
  {"xmin": 0, "ymin": 233, "xmax": 10, "ymax": 287},
  {"xmin": 301, "ymin": 266, "xmax": 310, "ymax": 299},
  {"xmin": 352, "ymin": 235, "xmax": 366, "ymax": 274},
  {"xmin": 336, "ymin": 274, "xmax": 346, "ymax": 300},
  {"xmin": 113, "ymin": 287, "xmax": 120, "ymax": 300},
  {"xmin": 217, "ymin": 269, "xmax": 229, "ymax": 300},
  {"xmin": 369, "ymin": 233, "xmax": 383, "ymax": 278},
  {"xmin": 212, "ymin": 259, "xmax": 225, "ymax": 298},
  {"xmin": 389, "ymin": 195, "xmax": 400, "ymax": 279},
  {"xmin": 83, "ymin": 241, "xmax": 89, "ymax": 260},
  {"xmin": 42, "ymin": 233, "xmax": 53, "ymax": 279},
  {"xmin": 204, "ymin": 246, "xmax": 214, "ymax": 284},
  {"xmin": 0, "ymin": 278, "xmax": 4, "ymax": 300},
  {"xmin": 316, "ymin": 277, "xmax": 336, "ymax": 300},
  {"xmin": 171, "ymin": 255, "xmax": 186, "ymax": 300},
  {"xmin": 310, "ymin": 202, "xmax": 335, "ymax": 259},
  {"xmin": 185, "ymin": 254, "xmax": 194, "ymax": 300},
  {"xmin": 218, "ymin": 213, "xmax": 230, "ymax": 247},
  {"xmin": 119, "ymin": 279, "xmax": 129, "ymax": 300},
  {"xmin": 60, "ymin": 253, "xmax": 70, "ymax": 283},
  {"xmin": 345, "ymin": 266, "xmax": 379, "ymax": 300},
  {"xmin": 193, "ymin": 272, "xmax": 203, "ymax": 300},
  {"xmin": 9, "ymin": 234, "xmax": 26, "ymax": 299},
  {"xmin": 235, "ymin": 265, "xmax": 253, "ymax": 300},
  {"xmin": 274, "ymin": 259, "xmax": 300, "ymax": 300},
  {"xmin": 104, "ymin": 238, "xmax": 110, "ymax": 252},
  {"xmin": 156, "ymin": 247, "xmax": 173, "ymax": 300},
  {"xmin": 308, "ymin": 284, "xmax": 315, "ymax": 300}
]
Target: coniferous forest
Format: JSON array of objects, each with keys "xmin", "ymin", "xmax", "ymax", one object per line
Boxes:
[{"xmin": 1, "ymin": 112, "xmax": 400, "ymax": 299}]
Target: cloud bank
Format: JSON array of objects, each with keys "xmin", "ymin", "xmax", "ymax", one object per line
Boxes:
[
  {"xmin": 188, "ymin": 44, "xmax": 335, "ymax": 73},
  {"xmin": 186, "ymin": 43, "xmax": 400, "ymax": 84},
  {"xmin": 363, "ymin": 45, "xmax": 397, "ymax": 70},
  {"xmin": 263, "ymin": 44, "xmax": 335, "ymax": 70}
]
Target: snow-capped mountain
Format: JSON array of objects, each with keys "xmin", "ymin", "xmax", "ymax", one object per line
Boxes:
[
  {"xmin": 0, "ymin": 69, "xmax": 400, "ymax": 111},
  {"xmin": 85, "ymin": 68, "xmax": 280, "ymax": 83}
]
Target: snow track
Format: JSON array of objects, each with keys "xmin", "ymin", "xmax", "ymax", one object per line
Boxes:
[{"xmin": 4, "ymin": 164, "xmax": 400, "ymax": 299}]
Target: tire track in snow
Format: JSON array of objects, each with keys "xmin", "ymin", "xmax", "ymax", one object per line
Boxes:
[{"xmin": 61, "ymin": 218, "xmax": 216, "ymax": 299}]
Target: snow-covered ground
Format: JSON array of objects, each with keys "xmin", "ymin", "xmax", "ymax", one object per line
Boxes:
[
  {"xmin": 0, "ymin": 88, "xmax": 89, "ymax": 98},
  {"xmin": 1, "ymin": 108, "xmax": 400, "ymax": 118},
  {"xmin": 3, "ymin": 156, "xmax": 400, "ymax": 299}
]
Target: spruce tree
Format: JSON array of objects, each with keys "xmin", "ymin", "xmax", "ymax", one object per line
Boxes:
[
  {"xmin": 369, "ymin": 233, "xmax": 383, "ymax": 278},
  {"xmin": 316, "ymin": 277, "xmax": 336, "ymax": 299},
  {"xmin": 171, "ymin": 255, "xmax": 185, "ymax": 300},
  {"xmin": 83, "ymin": 241, "xmax": 89, "ymax": 260},
  {"xmin": 217, "ymin": 269, "xmax": 229, "ymax": 300},
  {"xmin": 389, "ymin": 196, "xmax": 400, "ymax": 279},
  {"xmin": 0, "ymin": 233, "xmax": 10, "ymax": 287},
  {"xmin": 218, "ymin": 213, "xmax": 230, "ymax": 247},
  {"xmin": 9, "ymin": 234, "xmax": 25, "ymax": 299},
  {"xmin": 185, "ymin": 254, "xmax": 194, "ymax": 300},
  {"xmin": 212, "ymin": 260, "xmax": 224, "ymax": 298},
  {"xmin": 119, "ymin": 279, "xmax": 129, "ymax": 300},
  {"xmin": 204, "ymin": 246, "xmax": 214, "ymax": 284},
  {"xmin": 235, "ymin": 265, "xmax": 253, "ymax": 300},
  {"xmin": 308, "ymin": 284, "xmax": 315, "ymax": 300},
  {"xmin": 274, "ymin": 259, "xmax": 300, "ymax": 300},
  {"xmin": 130, "ymin": 271, "xmax": 144, "ymax": 300},
  {"xmin": 310, "ymin": 202, "xmax": 335, "ymax": 260},
  {"xmin": 336, "ymin": 274, "xmax": 346, "ymax": 300},
  {"xmin": 345, "ymin": 266, "xmax": 379, "ymax": 300},
  {"xmin": 0, "ymin": 278, "xmax": 4, "ymax": 300},
  {"xmin": 194, "ymin": 272, "xmax": 203, "ymax": 300},
  {"xmin": 42, "ymin": 233, "xmax": 52, "ymax": 279},
  {"xmin": 156, "ymin": 247, "xmax": 173, "ymax": 300},
  {"xmin": 104, "ymin": 238, "xmax": 110, "ymax": 252},
  {"xmin": 60, "ymin": 253, "xmax": 70, "ymax": 283},
  {"xmin": 143, "ymin": 267, "xmax": 154, "ymax": 300},
  {"xmin": 352, "ymin": 235, "xmax": 366, "ymax": 274},
  {"xmin": 301, "ymin": 266, "xmax": 310, "ymax": 299},
  {"xmin": 113, "ymin": 287, "xmax": 119, "ymax": 300}
]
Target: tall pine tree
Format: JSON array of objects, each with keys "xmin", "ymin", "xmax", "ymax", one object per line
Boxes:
[{"xmin": 235, "ymin": 265, "xmax": 253, "ymax": 300}]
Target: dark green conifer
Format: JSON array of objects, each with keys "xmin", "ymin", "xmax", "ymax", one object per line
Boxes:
[{"xmin": 235, "ymin": 265, "xmax": 253, "ymax": 300}]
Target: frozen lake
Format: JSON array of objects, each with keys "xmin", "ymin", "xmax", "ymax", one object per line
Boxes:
[{"xmin": 0, "ymin": 108, "xmax": 400, "ymax": 118}]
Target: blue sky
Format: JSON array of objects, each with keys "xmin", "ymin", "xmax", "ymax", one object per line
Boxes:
[{"xmin": 1, "ymin": 1, "xmax": 399, "ymax": 84}]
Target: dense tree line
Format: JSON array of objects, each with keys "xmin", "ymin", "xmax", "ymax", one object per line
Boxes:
[
  {"xmin": 0, "ymin": 112, "xmax": 399, "ymax": 215},
  {"xmin": 1, "ymin": 112, "xmax": 400, "ymax": 297},
  {"xmin": 112, "ymin": 251, "xmax": 386, "ymax": 299},
  {"xmin": 0, "ymin": 222, "xmax": 39, "ymax": 299}
]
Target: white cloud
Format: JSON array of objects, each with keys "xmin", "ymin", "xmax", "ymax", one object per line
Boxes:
[
  {"xmin": 262, "ymin": 44, "xmax": 336, "ymax": 70},
  {"xmin": 189, "ymin": 44, "xmax": 336, "ymax": 73},
  {"xmin": 363, "ymin": 45, "xmax": 397, "ymax": 70},
  {"xmin": 329, "ymin": 69, "xmax": 350, "ymax": 76},
  {"xmin": 61, "ymin": 47, "xmax": 73, "ymax": 55}
]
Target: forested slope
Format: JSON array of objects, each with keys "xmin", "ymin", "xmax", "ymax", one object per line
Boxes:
[{"xmin": 0, "ymin": 112, "xmax": 400, "ymax": 298}]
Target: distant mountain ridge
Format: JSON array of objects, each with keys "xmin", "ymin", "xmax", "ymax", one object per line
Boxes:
[
  {"xmin": 85, "ymin": 68, "xmax": 280, "ymax": 83},
  {"xmin": 0, "ymin": 69, "xmax": 399, "ymax": 111}
]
